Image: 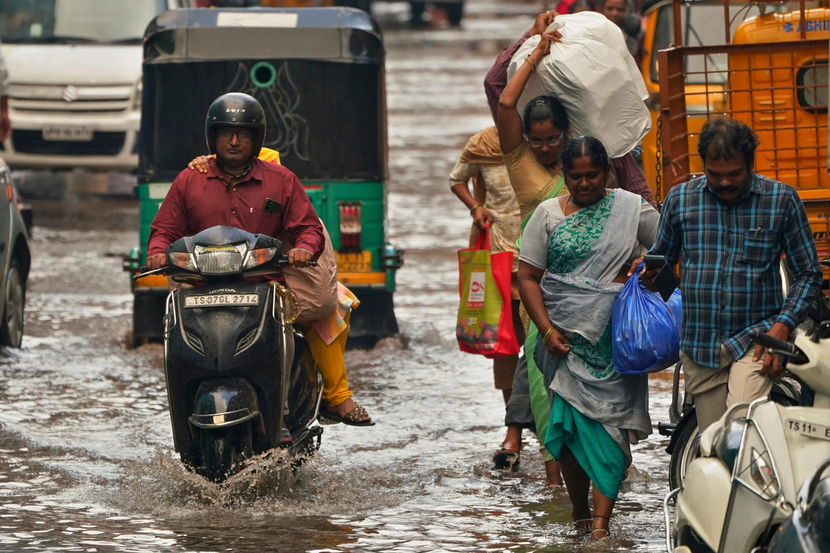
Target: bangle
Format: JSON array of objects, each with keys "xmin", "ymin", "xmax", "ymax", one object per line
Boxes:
[
  {"xmin": 542, "ymin": 326, "xmax": 555, "ymax": 344},
  {"xmin": 525, "ymin": 55, "xmax": 537, "ymax": 73},
  {"xmin": 469, "ymin": 204, "xmax": 482, "ymax": 215}
]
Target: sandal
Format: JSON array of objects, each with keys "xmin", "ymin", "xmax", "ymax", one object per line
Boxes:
[
  {"xmin": 493, "ymin": 441, "xmax": 520, "ymax": 469},
  {"xmin": 318, "ymin": 404, "xmax": 375, "ymax": 427},
  {"xmin": 590, "ymin": 528, "xmax": 609, "ymax": 540},
  {"xmin": 574, "ymin": 518, "xmax": 592, "ymax": 532},
  {"xmin": 591, "ymin": 515, "xmax": 610, "ymax": 540}
]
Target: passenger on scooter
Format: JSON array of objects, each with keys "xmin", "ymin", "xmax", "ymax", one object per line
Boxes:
[
  {"xmin": 636, "ymin": 117, "xmax": 822, "ymax": 433},
  {"xmin": 147, "ymin": 92, "xmax": 373, "ymax": 427}
]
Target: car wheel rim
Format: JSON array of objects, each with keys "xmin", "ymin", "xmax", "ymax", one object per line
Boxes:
[{"xmin": 6, "ymin": 267, "xmax": 23, "ymax": 347}]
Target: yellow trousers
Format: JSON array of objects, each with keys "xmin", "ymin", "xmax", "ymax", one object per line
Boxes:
[{"xmin": 302, "ymin": 312, "xmax": 352, "ymax": 407}]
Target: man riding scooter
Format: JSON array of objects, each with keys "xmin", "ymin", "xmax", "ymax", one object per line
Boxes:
[{"xmin": 147, "ymin": 92, "xmax": 373, "ymax": 427}]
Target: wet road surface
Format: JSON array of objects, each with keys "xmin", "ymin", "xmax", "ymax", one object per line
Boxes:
[{"xmin": 0, "ymin": 2, "xmax": 676, "ymax": 551}]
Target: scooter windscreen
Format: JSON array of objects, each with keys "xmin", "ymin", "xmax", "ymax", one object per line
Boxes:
[{"xmin": 166, "ymin": 226, "xmax": 283, "ymax": 277}]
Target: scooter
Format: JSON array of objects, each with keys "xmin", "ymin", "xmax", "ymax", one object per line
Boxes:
[
  {"xmin": 767, "ymin": 457, "xmax": 830, "ymax": 552},
  {"xmin": 134, "ymin": 225, "xmax": 323, "ymax": 483},
  {"xmin": 659, "ymin": 263, "xmax": 806, "ymax": 492},
  {"xmin": 663, "ymin": 314, "xmax": 830, "ymax": 553}
]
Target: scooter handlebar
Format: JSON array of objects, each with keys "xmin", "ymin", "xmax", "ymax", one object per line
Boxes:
[
  {"xmin": 749, "ymin": 329, "xmax": 809, "ymax": 365},
  {"xmin": 276, "ymin": 254, "xmax": 318, "ymax": 267},
  {"xmin": 133, "ymin": 266, "xmax": 167, "ymax": 281}
]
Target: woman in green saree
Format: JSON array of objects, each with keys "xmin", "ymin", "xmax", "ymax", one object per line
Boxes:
[{"xmin": 518, "ymin": 136, "xmax": 659, "ymax": 539}]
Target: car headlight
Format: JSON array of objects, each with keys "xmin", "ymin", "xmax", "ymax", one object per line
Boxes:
[
  {"xmin": 194, "ymin": 245, "xmax": 245, "ymax": 275},
  {"xmin": 131, "ymin": 79, "xmax": 142, "ymax": 111},
  {"xmin": 243, "ymin": 248, "xmax": 277, "ymax": 270}
]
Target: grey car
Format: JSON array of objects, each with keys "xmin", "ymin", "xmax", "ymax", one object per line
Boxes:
[{"xmin": 0, "ymin": 158, "xmax": 30, "ymax": 347}]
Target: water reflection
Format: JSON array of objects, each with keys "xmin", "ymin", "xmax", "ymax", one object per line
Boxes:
[{"xmin": 0, "ymin": 1, "xmax": 676, "ymax": 550}]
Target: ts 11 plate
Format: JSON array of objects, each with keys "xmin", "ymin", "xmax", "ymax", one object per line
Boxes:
[
  {"xmin": 184, "ymin": 294, "xmax": 259, "ymax": 308},
  {"xmin": 786, "ymin": 419, "xmax": 830, "ymax": 442}
]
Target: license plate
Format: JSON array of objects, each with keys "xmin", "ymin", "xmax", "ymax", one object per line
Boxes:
[
  {"xmin": 184, "ymin": 294, "xmax": 259, "ymax": 308},
  {"xmin": 335, "ymin": 251, "xmax": 372, "ymax": 272},
  {"xmin": 42, "ymin": 125, "xmax": 93, "ymax": 141},
  {"xmin": 786, "ymin": 419, "xmax": 830, "ymax": 442}
]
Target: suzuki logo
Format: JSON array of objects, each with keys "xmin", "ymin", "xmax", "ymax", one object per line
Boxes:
[{"xmin": 62, "ymin": 85, "xmax": 79, "ymax": 102}]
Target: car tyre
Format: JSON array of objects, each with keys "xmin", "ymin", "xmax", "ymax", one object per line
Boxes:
[{"xmin": 0, "ymin": 258, "xmax": 25, "ymax": 348}]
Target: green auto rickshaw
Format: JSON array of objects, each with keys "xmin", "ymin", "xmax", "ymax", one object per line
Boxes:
[{"xmin": 124, "ymin": 7, "xmax": 403, "ymax": 347}]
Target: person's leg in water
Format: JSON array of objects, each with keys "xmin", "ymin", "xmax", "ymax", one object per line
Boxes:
[
  {"xmin": 559, "ymin": 446, "xmax": 592, "ymax": 530},
  {"xmin": 591, "ymin": 486, "xmax": 615, "ymax": 539},
  {"xmin": 495, "ymin": 299, "xmax": 527, "ymax": 467},
  {"xmin": 304, "ymin": 312, "xmax": 372, "ymax": 424},
  {"xmin": 559, "ymin": 447, "xmax": 616, "ymax": 539}
]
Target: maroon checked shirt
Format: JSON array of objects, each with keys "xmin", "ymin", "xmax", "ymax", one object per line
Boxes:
[{"xmin": 148, "ymin": 158, "xmax": 325, "ymax": 278}]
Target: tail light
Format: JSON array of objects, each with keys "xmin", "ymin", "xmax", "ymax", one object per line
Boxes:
[{"xmin": 339, "ymin": 202, "xmax": 362, "ymax": 252}]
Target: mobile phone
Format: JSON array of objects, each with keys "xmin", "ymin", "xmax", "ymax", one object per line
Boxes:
[{"xmin": 643, "ymin": 254, "xmax": 667, "ymax": 270}]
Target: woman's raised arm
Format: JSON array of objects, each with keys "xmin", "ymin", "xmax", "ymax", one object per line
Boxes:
[{"xmin": 497, "ymin": 31, "xmax": 560, "ymax": 154}]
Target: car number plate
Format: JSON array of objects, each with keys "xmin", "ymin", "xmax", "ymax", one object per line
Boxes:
[
  {"xmin": 184, "ymin": 294, "xmax": 259, "ymax": 308},
  {"xmin": 42, "ymin": 125, "xmax": 93, "ymax": 141},
  {"xmin": 786, "ymin": 419, "xmax": 830, "ymax": 442},
  {"xmin": 335, "ymin": 250, "xmax": 372, "ymax": 272}
]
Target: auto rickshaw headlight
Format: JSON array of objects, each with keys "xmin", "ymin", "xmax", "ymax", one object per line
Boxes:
[
  {"xmin": 243, "ymin": 248, "xmax": 277, "ymax": 270},
  {"xmin": 169, "ymin": 252, "xmax": 197, "ymax": 272}
]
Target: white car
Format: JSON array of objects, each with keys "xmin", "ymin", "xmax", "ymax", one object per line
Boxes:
[{"xmin": 0, "ymin": 0, "xmax": 185, "ymax": 171}]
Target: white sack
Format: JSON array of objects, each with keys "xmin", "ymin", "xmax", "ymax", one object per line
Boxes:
[{"xmin": 507, "ymin": 12, "xmax": 651, "ymax": 159}]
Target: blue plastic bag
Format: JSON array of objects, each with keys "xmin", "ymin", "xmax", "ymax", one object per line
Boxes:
[{"xmin": 612, "ymin": 267, "xmax": 682, "ymax": 374}]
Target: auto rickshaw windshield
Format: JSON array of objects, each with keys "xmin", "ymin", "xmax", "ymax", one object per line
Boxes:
[{"xmin": 648, "ymin": 2, "xmax": 784, "ymax": 84}]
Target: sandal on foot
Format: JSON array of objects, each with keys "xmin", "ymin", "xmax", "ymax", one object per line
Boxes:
[
  {"xmin": 590, "ymin": 528, "xmax": 610, "ymax": 540},
  {"xmin": 318, "ymin": 404, "xmax": 375, "ymax": 427},
  {"xmin": 493, "ymin": 442, "xmax": 520, "ymax": 469},
  {"xmin": 574, "ymin": 518, "xmax": 592, "ymax": 532},
  {"xmin": 590, "ymin": 515, "xmax": 610, "ymax": 540}
]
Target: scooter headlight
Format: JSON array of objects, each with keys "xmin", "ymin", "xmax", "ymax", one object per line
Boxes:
[
  {"xmin": 194, "ymin": 245, "xmax": 245, "ymax": 275},
  {"xmin": 243, "ymin": 248, "xmax": 277, "ymax": 270},
  {"xmin": 168, "ymin": 252, "xmax": 197, "ymax": 272}
]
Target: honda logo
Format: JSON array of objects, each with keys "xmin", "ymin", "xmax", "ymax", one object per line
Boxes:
[{"xmin": 62, "ymin": 85, "xmax": 79, "ymax": 102}]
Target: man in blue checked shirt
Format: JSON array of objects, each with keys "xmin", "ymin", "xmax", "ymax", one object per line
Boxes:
[{"xmin": 637, "ymin": 117, "xmax": 822, "ymax": 433}]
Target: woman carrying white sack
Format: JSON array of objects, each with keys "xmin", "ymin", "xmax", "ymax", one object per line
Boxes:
[{"xmin": 506, "ymin": 11, "xmax": 651, "ymax": 163}]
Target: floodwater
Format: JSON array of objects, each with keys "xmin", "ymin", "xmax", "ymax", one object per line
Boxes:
[{"xmin": 0, "ymin": 2, "xmax": 677, "ymax": 551}]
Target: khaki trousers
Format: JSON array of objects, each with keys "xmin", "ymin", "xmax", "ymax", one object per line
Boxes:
[{"xmin": 680, "ymin": 347, "xmax": 774, "ymax": 433}]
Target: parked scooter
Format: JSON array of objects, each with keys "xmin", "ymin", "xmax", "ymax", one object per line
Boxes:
[
  {"xmin": 659, "ymin": 263, "xmax": 809, "ymax": 491},
  {"xmin": 663, "ymin": 315, "xmax": 830, "ymax": 552},
  {"xmin": 134, "ymin": 225, "xmax": 323, "ymax": 482}
]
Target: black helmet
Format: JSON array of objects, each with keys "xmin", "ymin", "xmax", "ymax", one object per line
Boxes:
[{"xmin": 205, "ymin": 93, "xmax": 266, "ymax": 157}]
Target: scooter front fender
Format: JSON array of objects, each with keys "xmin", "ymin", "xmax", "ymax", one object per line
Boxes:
[
  {"xmin": 675, "ymin": 457, "xmax": 732, "ymax": 551},
  {"xmin": 187, "ymin": 378, "xmax": 266, "ymax": 435}
]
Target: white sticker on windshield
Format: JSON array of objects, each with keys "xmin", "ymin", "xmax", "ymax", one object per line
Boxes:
[{"xmin": 216, "ymin": 13, "xmax": 299, "ymax": 28}]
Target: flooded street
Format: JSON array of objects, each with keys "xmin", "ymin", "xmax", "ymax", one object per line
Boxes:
[{"xmin": 0, "ymin": 2, "xmax": 675, "ymax": 551}]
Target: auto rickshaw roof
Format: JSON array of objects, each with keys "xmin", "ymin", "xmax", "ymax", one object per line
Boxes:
[{"xmin": 144, "ymin": 7, "xmax": 384, "ymax": 64}]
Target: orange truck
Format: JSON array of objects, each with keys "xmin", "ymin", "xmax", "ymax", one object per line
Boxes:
[{"xmin": 643, "ymin": 0, "xmax": 829, "ymax": 277}]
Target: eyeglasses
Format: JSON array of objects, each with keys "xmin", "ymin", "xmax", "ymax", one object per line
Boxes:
[
  {"xmin": 217, "ymin": 128, "xmax": 253, "ymax": 141},
  {"xmin": 528, "ymin": 130, "xmax": 565, "ymax": 149}
]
